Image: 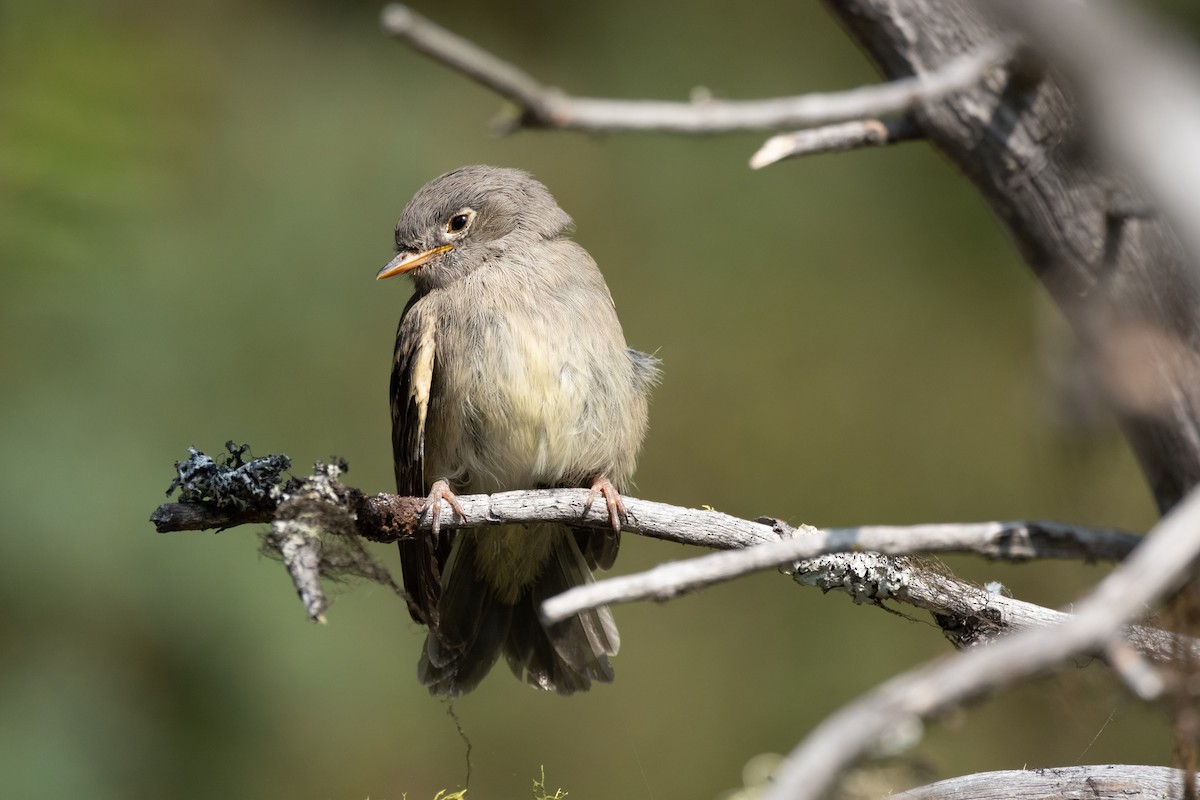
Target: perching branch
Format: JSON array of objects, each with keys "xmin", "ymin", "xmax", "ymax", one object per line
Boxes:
[
  {"xmin": 156, "ymin": 485, "xmax": 1140, "ymax": 562},
  {"xmin": 761, "ymin": 483, "xmax": 1200, "ymax": 800},
  {"xmin": 381, "ymin": 3, "xmax": 1011, "ymax": 136},
  {"xmin": 155, "ymin": 449, "xmax": 1191, "ymax": 662}
]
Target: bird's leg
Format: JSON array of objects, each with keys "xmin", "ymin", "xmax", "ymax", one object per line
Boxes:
[
  {"xmin": 583, "ymin": 475, "xmax": 627, "ymax": 535},
  {"xmin": 420, "ymin": 478, "xmax": 464, "ymax": 540}
]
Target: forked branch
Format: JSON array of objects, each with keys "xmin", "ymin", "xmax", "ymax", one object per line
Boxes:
[{"xmin": 380, "ymin": 4, "xmax": 1010, "ymax": 137}]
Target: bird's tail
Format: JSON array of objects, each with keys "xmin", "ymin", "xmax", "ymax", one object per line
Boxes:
[{"xmin": 418, "ymin": 525, "xmax": 619, "ymax": 697}]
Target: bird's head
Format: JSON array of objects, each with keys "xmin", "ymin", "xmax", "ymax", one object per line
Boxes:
[{"xmin": 376, "ymin": 165, "xmax": 573, "ymax": 291}]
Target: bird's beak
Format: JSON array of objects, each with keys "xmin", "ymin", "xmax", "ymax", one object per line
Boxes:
[{"xmin": 376, "ymin": 244, "xmax": 455, "ymax": 280}]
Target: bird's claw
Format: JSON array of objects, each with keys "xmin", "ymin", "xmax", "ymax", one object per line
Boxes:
[
  {"xmin": 583, "ymin": 475, "xmax": 627, "ymax": 535},
  {"xmin": 421, "ymin": 478, "xmax": 464, "ymax": 540}
]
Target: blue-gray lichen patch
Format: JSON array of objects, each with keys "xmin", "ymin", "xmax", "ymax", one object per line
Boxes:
[{"xmin": 166, "ymin": 441, "xmax": 291, "ymax": 511}]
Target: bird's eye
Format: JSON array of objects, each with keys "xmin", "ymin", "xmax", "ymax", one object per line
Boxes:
[{"xmin": 447, "ymin": 213, "xmax": 470, "ymax": 234}]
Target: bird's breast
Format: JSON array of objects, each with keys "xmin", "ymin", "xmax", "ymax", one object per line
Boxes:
[{"xmin": 428, "ymin": 286, "xmax": 627, "ymax": 493}]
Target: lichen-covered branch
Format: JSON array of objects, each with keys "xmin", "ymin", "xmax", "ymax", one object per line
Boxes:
[
  {"xmin": 155, "ymin": 458, "xmax": 1139, "ymax": 564},
  {"xmin": 544, "ymin": 529, "xmax": 1196, "ymax": 666},
  {"xmin": 153, "ymin": 447, "xmax": 1152, "ymax": 648},
  {"xmin": 541, "ymin": 519, "xmax": 1141, "ymax": 624}
]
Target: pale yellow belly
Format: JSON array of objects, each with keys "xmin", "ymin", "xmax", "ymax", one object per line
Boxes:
[{"xmin": 471, "ymin": 523, "xmax": 562, "ymax": 604}]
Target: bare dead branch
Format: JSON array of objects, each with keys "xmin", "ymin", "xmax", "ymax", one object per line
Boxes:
[
  {"xmin": 157, "ymin": 473, "xmax": 1183, "ymax": 658},
  {"xmin": 156, "ymin": 487, "xmax": 1138, "ymax": 564},
  {"xmin": 259, "ymin": 460, "xmax": 363, "ymax": 622},
  {"xmin": 150, "ymin": 502, "xmax": 272, "ymax": 531},
  {"xmin": 265, "ymin": 517, "xmax": 327, "ymax": 623},
  {"xmin": 749, "ymin": 117, "xmax": 922, "ymax": 169},
  {"xmin": 541, "ymin": 519, "xmax": 1141, "ymax": 624},
  {"xmin": 544, "ymin": 526, "xmax": 1197, "ymax": 665},
  {"xmin": 380, "ymin": 4, "xmax": 1011, "ymax": 135},
  {"xmin": 761, "ymin": 484, "xmax": 1200, "ymax": 800},
  {"xmin": 892, "ymin": 765, "xmax": 1197, "ymax": 800},
  {"xmin": 155, "ymin": 489, "xmax": 778, "ymax": 547}
]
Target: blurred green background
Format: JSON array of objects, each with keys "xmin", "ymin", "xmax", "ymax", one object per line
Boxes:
[{"xmin": 4, "ymin": 1, "xmax": 1198, "ymax": 798}]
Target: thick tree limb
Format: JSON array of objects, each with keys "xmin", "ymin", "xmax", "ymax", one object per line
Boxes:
[
  {"xmin": 762, "ymin": 483, "xmax": 1200, "ymax": 800},
  {"xmin": 381, "ymin": 4, "xmax": 1011, "ymax": 135},
  {"xmin": 996, "ymin": 0, "xmax": 1200, "ymax": 266},
  {"xmin": 822, "ymin": 0, "xmax": 1200, "ymax": 513},
  {"xmin": 893, "ymin": 765, "xmax": 1197, "ymax": 800}
]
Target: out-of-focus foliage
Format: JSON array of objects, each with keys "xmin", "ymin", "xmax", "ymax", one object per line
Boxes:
[{"xmin": 0, "ymin": 0, "xmax": 1185, "ymax": 798}]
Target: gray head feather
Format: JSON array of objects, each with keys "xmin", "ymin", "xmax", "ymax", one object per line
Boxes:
[
  {"xmin": 397, "ymin": 166, "xmax": 572, "ymax": 243},
  {"xmin": 393, "ymin": 166, "xmax": 574, "ymax": 294}
]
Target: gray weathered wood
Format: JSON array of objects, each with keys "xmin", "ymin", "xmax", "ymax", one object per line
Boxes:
[{"xmin": 893, "ymin": 765, "xmax": 1197, "ymax": 800}]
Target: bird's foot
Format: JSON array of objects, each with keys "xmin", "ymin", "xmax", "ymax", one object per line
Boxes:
[
  {"xmin": 583, "ymin": 475, "xmax": 627, "ymax": 535},
  {"xmin": 420, "ymin": 478, "xmax": 464, "ymax": 539}
]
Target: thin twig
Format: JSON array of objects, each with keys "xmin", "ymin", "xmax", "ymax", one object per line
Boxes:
[
  {"xmin": 1104, "ymin": 639, "xmax": 1166, "ymax": 700},
  {"xmin": 749, "ymin": 117, "xmax": 922, "ymax": 168},
  {"xmin": 381, "ymin": 4, "xmax": 1013, "ymax": 135},
  {"xmin": 761, "ymin": 484, "xmax": 1200, "ymax": 800}
]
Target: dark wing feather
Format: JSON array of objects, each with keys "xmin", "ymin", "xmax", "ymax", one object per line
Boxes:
[
  {"xmin": 391, "ymin": 294, "xmax": 451, "ymax": 624},
  {"xmin": 575, "ymin": 527, "xmax": 619, "ymax": 571}
]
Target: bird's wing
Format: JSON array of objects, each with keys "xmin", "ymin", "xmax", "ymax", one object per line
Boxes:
[{"xmin": 391, "ymin": 294, "xmax": 451, "ymax": 625}]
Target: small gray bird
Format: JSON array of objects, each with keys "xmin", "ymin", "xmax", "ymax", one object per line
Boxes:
[{"xmin": 377, "ymin": 165, "xmax": 658, "ymax": 696}]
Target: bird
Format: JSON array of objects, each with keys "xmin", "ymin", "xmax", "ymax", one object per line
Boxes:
[{"xmin": 377, "ymin": 165, "xmax": 659, "ymax": 697}]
